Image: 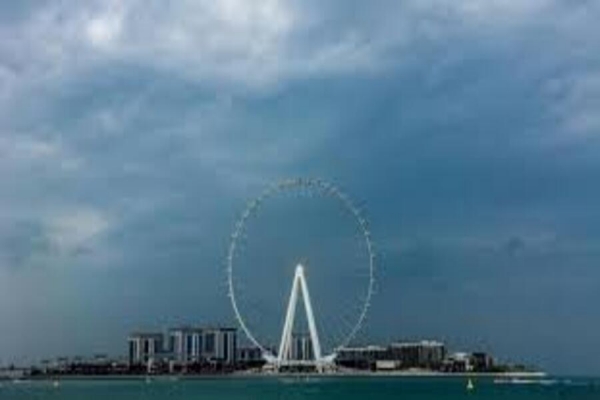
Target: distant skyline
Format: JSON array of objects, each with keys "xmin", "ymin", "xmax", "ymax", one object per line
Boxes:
[{"xmin": 1, "ymin": 1, "xmax": 600, "ymax": 375}]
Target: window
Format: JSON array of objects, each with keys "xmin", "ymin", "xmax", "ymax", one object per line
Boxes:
[
  {"xmin": 186, "ymin": 334, "xmax": 193, "ymax": 355},
  {"xmin": 129, "ymin": 341, "xmax": 135, "ymax": 363},
  {"xmin": 204, "ymin": 333, "xmax": 215, "ymax": 353}
]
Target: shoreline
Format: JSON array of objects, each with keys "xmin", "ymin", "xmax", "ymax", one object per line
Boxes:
[{"xmin": 14, "ymin": 371, "xmax": 548, "ymax": 381}]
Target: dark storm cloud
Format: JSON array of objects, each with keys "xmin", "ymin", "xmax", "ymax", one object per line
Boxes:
[{"xmin": 1, "ymin": 0, "xmax": 600, "ymax": 374}]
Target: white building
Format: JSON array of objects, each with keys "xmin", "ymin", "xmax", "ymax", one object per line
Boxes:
[
  {"xmin": 445, "ymin": 352, "xmax": 473, "ymax": 372},
  {"xmin": 168, "ymin": 327, "xmax": 204, "ymax": 364},
  {"xmin": 204, "ymin": 327, "xmax": 237, "ymax": 364},
  {"xmin": 289, "ymin": 334, "xmax": 313, "ymax": 361},
  {"xmin": 128, "ymin": 332, "xmax": 163, "ymax": 365},
  {"xmin": 168, "ymin": 327, "xmax": 237, "ymax": 365}
]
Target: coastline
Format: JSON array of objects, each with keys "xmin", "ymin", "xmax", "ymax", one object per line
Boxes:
[{"xmin": 19, "ymin": 370, "xmax": 547, "ymax": 381}]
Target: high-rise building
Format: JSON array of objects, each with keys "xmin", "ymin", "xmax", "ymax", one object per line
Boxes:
[
  {"xmin": 203, "ymin": 327, "xmax": 237, "ymax": 364},
  {"xmin": 128, "ymin": 332, "xmax": 164, "ymax": 365},
  {"xmin": 167, "ymin": 326, "xmax": 237, "ymax": 365},
  {"xmin": 289, "ymin": 333, "xmax": 313, "ymax": 361},
  {"xmin": 128, "ymin": 326, "xmax": 237, "ymax": 367},
  {"xmin": 168, "ymin": 327, "xmax": 204, "ymax": 364}
]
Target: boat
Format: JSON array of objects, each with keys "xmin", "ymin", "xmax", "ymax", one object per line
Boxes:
[
  {"xmin": 466, "ymin": 378, "xmax": 474, "ymax": 391},
  {"xmin": 494, "ymin": 378, "xmax": 557, "ymax": 385}
]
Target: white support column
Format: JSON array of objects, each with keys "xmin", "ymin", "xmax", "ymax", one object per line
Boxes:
[
  {"xmin": 298, "ymin": 265, "xmax": 322, "ymax": 362},
  {"xmin": 277, "ymin": 266, "xmax": 301, "ymax": 363},
  {"xmin": 276, "ymin": 264, "xmax": 323, "ymax": 367}
]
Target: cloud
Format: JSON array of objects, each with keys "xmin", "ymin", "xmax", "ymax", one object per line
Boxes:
[
  {"xmin": 0, "ymin": 1, "xmax": 294, "ymax": 89},
  {"xmin": 545, "ymin": 71, "xmax": 600, "ymax": 141},
  {"xmin": 0, "ymin": 0, "xmax": 600, "ymax": 373},
  {"xmin": 0, "ymin": 207, "xmax": 112, "ymax": 271},
  {"xmin": 0, "ymin": 135, "xmax": 59, "ymax": 160},
  {"xmin": 86, "ymin": 11, "xmax": 123, "ymax": 49},
  {"xmin": 429, "ymin": 0, "xmax": 551, "ymax": 23},
  {"xmin": 0, "ymin": 134, "xmax": 84, "ymax": 176},
  {"xmin": 1, "ymin": 0, "xmax": 599, "ymax": 267},
  {"xmin": 45, "ymin": 209, "xmax": 111, "ymax": 256},
  {"xmin": 4, "ymin": 0, "xmax": 564, "ymax": 94}
]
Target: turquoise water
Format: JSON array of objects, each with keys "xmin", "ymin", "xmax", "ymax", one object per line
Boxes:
[{"xmin": 1, "ymin": 377, "xmax": 599, "ymax": 400}]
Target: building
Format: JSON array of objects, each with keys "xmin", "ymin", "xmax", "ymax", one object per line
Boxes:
[
  {"xmin": 203, "ymin": 327, "xmax": 237, "ymax": 364},
  {"xmin": 470, "ymin": 352, "xmax": 493, "ymax": 372},
  {"xmin": 237, "ymin": 346, "xmax": 263, "ymax": 362},
  {"xmin": 0, "ymin": 367, "xmax": 27, "ymax": 380},
  {"xmin": 388, "ymin": 341, "xmax": 446, "ymax": 369},
  {"xmin": 443, "ymin": 352, "xmax": 472, "ymax": 372},
  {"xmin": 289, "ymin": 333, "xmax": 313, "ymax": 361},
  {"xmin": 128, "ymin": 332, "xmax": 164, "ymax": 365},
  {"xmin": 167, "ymin": 326, "xmax": 237, "ymax": 365},
  {"xmin": 236, "ymin": 346, "xmax": 264, "ymax": 369},
  {"xmin": 168, "ymin": 327, "xmax": 204, "ymax": 364},
  {"xmin": 375, "ymin": 360, "xmax": 401, "ymax": 371},
  {"xmin": 336, "ymin": 345, "xmax": 390, "ymax": 370}
]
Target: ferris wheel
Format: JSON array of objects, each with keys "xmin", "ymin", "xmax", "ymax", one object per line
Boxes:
[{"xmin": 226, "ymin": 178, "xmax": 375, "ymax": 368}]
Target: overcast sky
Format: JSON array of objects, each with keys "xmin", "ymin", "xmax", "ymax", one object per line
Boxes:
[{"xmin": 1, "ymin": 0, "xmax": 600, "ymax": 375}]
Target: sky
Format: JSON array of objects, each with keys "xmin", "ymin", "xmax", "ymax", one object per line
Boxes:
[{"xmin": 1, "ymin": 0, "xmax": 600, "ymax": 375}]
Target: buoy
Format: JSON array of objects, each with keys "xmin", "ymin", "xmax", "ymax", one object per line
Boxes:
[
  {"xmin": 53, "ymin": 380, "xmax": 60, "ymax": 388},
  {"xmin": 467, "ymin": 378, "xmax": 475, "ymax": 391}
]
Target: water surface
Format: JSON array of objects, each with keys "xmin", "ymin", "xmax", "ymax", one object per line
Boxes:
[{"xmin": 1, "ymin": 376, "xmax": 598, "ymax": 400}]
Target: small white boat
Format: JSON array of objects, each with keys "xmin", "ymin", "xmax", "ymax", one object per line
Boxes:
[{"xmin": 466, "ymin": 378, "xmax": 475, "ymax": 391}]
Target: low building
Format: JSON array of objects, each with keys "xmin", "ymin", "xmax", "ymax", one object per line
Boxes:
[
  {"xmin": 470, "ymin": 352, "xmax": 493, "ymax": 372},
  {"xmin": 237, "ymin": 346, "xmax": 263, "ymax": 362},
  {"xmin": 236, "ymin": 346, "xmax": 264, "ymax": 369},
  {"xmin": 0, "ymin": 367, "xmax": 27, "ymax": 380},
  {"xmin": 336, "ymin": 345, "xmax": 390, "ymax": 370},
  {"xmin": 375, "ymin": 360, "xmax": 401, "ymax": 371},
  {"xmin": 443, "ymin": 352, "xmax": 472, "ymax": 372},
  {"xmin": 388, "ymin": 340, "xmax": 446, "ymax": 369}
]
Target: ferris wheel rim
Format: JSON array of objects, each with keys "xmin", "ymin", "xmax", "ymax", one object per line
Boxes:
[{"xmin": 226, "ymin": 177, "xmax": 375, "ymax": 358}]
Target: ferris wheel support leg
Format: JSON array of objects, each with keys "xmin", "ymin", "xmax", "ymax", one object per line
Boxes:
[
  {"xmin": 298, "ymin": 265, "xmax": 322, "ymax": 362},
  {"xmin": 277, "ymin": 266, "xmax": 301, "ymax": 365},
  {"xmin": 277, "ymin": 264, "xmax": 324, "ymax": 370}
]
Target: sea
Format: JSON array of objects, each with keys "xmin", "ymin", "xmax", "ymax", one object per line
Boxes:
[{"xmin": 1, "ymin": 376, "xmax": 599, "ymax": 400}]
